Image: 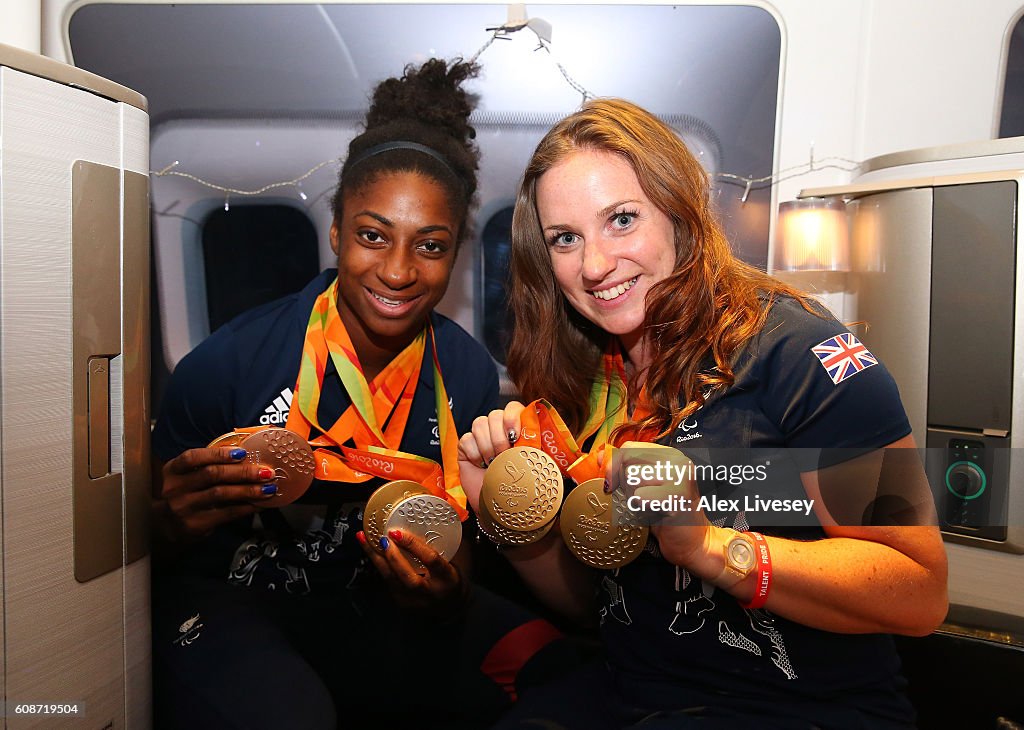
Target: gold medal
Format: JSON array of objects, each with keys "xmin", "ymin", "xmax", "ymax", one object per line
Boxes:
[
  {"xmin": 240, "ymin": 427, "xmax": 316, "ymax": 507},
  {"xmin": 385, "ymin": 494, "xmax": 462, "ymax": 570},
  {"xmin": 476, "ymin": 497, "xmax": 556, "ymax": 546},
  {"xmin": 363, "ymin": 480, "xmax": 428, "ymax": 549},
  {"xmin": 481, "ymin": 447, "xmax": 563, "ymax": 532},
  {"xmin": 560, "ymin": 478, "xmax": 648, "ymax": 569},
  {"xmin": 207, "ymin": 432, "xmax": 247, "ymax": 448}
]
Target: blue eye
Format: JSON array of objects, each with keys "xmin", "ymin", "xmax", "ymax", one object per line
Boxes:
[
  {"xmin": 549, "ymin": 232, "xmax": 578, "ymax": 247},
  {"xmin": 611, "ymin": 211, "xmax": 637, "ymax": 230}
]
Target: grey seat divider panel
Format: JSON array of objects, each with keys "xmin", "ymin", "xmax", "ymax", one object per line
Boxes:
[
  {"xmin": 73, "ymin": 161, "xmax": 151, "ymax": 582},
  {"xmin": 123, "ymin": 168, "xmax": 151, "ymax": 566}
]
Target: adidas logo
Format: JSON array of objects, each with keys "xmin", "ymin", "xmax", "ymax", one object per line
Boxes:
[{"xmin": 259, "ymin": 387, "xmax": 293, "ymax": 425}]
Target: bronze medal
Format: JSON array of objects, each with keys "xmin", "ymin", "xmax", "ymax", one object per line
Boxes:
[
  {"xmin": 207, "ymin": 432, "xmax": 247, "ymax": 448},
  {"xmin": 240, "ymin": 427, "xmax": 316, "ymax": 507},
  {"xmin": 363, "ymin": 480, "xmax": 428, "ymax": 549},
  {"xmin": 481, "ymin": 447, "xmax": 563, "ymax": 532},
  {"xmin": 560, "ymin": 478, "xmax": 648, "ymax": 569},
  {"xmin": 385, "ymin": 494, "xmax": 462, "ymax": 570}
]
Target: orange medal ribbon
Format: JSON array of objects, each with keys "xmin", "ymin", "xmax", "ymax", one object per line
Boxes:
[
  {"xmin": 312, "ymin": 328, "xmax": 467, "ymax": 520},
  {"xmin": 517, "ymin": 342, "xmax": 654, "ymax": 483}
]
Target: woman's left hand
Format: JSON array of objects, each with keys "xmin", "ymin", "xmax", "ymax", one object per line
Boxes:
[
  {"xmin": 621, "ymin": 445, "xmax": 713, "ymax": 571},
  {"xmin": 643, "ymin": 494, "xmax": 715, "ymax": 573},
  {"xmin": 356, "ymin": 528, "xmax": 467, "ymax": 614}
]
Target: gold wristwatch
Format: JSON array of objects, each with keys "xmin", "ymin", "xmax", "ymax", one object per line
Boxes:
[{"xmin": 717, "ymin": 530, "xmax": 757, "ymax": 588}]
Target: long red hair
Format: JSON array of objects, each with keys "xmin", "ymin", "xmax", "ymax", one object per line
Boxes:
[{"xmin": 508, "ymin": 98, "xmax": 811, "ymax": 439}]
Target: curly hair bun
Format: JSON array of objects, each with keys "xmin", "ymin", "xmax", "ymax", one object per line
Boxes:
[
  {"xmin": 364, "ymin": 58, "xmax": 479, "ymax": 146},
  {"xmin": 334, "ymin": 57, "xmax": 482, "ymax": 244}
]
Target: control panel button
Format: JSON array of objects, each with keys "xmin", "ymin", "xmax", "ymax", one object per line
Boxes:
[{"xmin": 945, "ymin": 460, "xmax": 986, "ymax": 500}]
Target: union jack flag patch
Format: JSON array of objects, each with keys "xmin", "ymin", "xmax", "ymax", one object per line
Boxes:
[{"xmin": 810, "ymin": 332, "xmax": 878, "ymax": 385}]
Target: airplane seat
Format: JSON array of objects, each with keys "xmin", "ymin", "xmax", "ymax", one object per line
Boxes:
[{"xmin": 894, "ymin": 632, "xmax": 1024, "ymax": 729}]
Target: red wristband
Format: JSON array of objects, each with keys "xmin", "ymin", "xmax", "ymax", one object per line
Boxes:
[{"xmin": 738, "ymin": 531, "xmax": 771, "ymax": 610}]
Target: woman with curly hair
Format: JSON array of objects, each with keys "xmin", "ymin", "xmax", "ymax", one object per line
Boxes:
[
  {"xmin": 151, "ymin": 60, "xmax": 570, "ymax": 729},
  {"xmin": 459, "ymin": 98, "xmax": 948, "ymax": 729}
]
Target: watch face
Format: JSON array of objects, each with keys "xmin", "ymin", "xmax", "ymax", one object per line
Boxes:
[{"xmin": 727, "ymin": 536, "xmax": 756, "ymax": 571}]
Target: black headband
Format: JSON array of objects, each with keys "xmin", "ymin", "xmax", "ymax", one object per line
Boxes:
[{"xmin": 346, "ymin": 140, "xmax": 459, "ymax": 179}]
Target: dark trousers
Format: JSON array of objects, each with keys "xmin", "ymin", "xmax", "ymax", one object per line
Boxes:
[
  {"xmin": 490, "ymin": 661, "xmax": 916, "ymax": 730},
  {"xmin": 152, "ymin": 573, "xmax": 577, "ymax": 730}
]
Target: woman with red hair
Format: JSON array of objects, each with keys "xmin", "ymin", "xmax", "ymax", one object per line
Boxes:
[{"xmin": 459, "ymin": 98, "xmax": 947, "ymax": 729}]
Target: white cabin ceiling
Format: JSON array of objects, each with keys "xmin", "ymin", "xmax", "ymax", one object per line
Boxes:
[{"xmin": 67, "ymin": 3, "xmax": 781, "ymax": 177}]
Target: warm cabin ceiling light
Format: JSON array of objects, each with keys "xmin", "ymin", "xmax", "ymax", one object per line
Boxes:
[{"xmin": 775, "ymin": 197, "xmax": 850, "ymax": 272}]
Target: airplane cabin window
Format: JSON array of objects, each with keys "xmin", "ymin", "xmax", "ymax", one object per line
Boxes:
[
  {"xmin": 1001, "ymin": 15, "xmax": 1024, "ymax": 136},
  {"xmin": 480, "ymin": 206, "xmax": 514, "ymax": 365},
  {"xmin": 202, "ymin": 204, "xmax": 319, "ymax": 332}
]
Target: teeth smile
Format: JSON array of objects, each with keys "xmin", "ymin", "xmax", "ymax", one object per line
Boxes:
[
  {"xmin": 591, "ymin": 276, "xmax": 638, "ymax": 301},
  {"xmin": 371, "ymin": 291, "xmax": 404, "ymax": 306}
]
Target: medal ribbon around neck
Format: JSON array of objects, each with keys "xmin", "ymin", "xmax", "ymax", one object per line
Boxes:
[
  {"xmin": 257, "ymin": 276, "xmax": 469, "ymax": 520},
  {"xmin": 327, "ymin": 327, "xmax": 466, "ymax": 520},
  {"xmin": 518, "ymin": 342, "xmax": 654, "ymax": 483},
  {"xmin": 282, "ymin": 276, "xmax": 422, "ymax": 454}
]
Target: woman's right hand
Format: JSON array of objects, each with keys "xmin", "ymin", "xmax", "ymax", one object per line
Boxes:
[
  {"xmin": 458, "ymin": 400, "xmax": 602, "ymax": 623},
  {"xmin": 153, "ymin": 447, "xmax": 279, "ymax": 543},
  {"xmin": 457, "ymin": 400, "xmax": 525, "ymax": 513}
]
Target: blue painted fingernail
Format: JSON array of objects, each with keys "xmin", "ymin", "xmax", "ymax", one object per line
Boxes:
[
  {"xmin": 379, "ymin": 536, "xmax": 390, "ymax": 551},
  {"xmin": 261, "ymin": 484, "xmax": 278, "ymax": 495},
  {"xmin": 230, "ymin": 448, "xmax": 246, "ymax": 460},
  {"xmin": 604, "ymin": 479, "xmax": 613, "ymax": 494}
]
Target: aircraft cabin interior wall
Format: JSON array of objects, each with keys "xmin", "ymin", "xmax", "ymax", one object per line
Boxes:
[{"xmin": 2, "ymin": 1, "xmax": 1024, "ymax": 728}]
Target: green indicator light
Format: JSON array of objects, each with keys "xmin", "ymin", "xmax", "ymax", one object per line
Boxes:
[{"xmin": 944, "ymin": 461, "xmax": 986, "ymax": 500}]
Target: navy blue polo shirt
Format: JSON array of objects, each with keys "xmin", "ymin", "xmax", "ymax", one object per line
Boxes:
[
  {"xmin": 601, "ymin": 296, "xmax": 918, "ymax": 728},
  {"xmin": 153, "ymin": 270, "xmax": 499, "ymax": 570}
]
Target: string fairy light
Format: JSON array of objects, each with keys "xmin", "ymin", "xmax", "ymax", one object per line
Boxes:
[
  {"xmin": 151, "ymin": 146, "xmax": 862, "ymax": 212},
  {"xmin": 718, "ymin": 155, "xmax": 861, "ymax": 202},
  {"xmin": 151, "ymin": 157, "xmax": 343, "ymax": 212},
  {"xmin": 149, "ymin": 15, "xmax": 862, "ymax": 208}
]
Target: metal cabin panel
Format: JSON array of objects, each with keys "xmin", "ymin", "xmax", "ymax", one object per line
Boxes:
[
  {"xmin": 72, "ymin": 160, "xmax": 124, "ymax": 583},
  {"xmin": 928, "ymin": 182, "xmax": 1017, "ymax": 433},
  {"xmin": 848, "ymin": 187, "xmax": 934, "ymax": 443}
]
